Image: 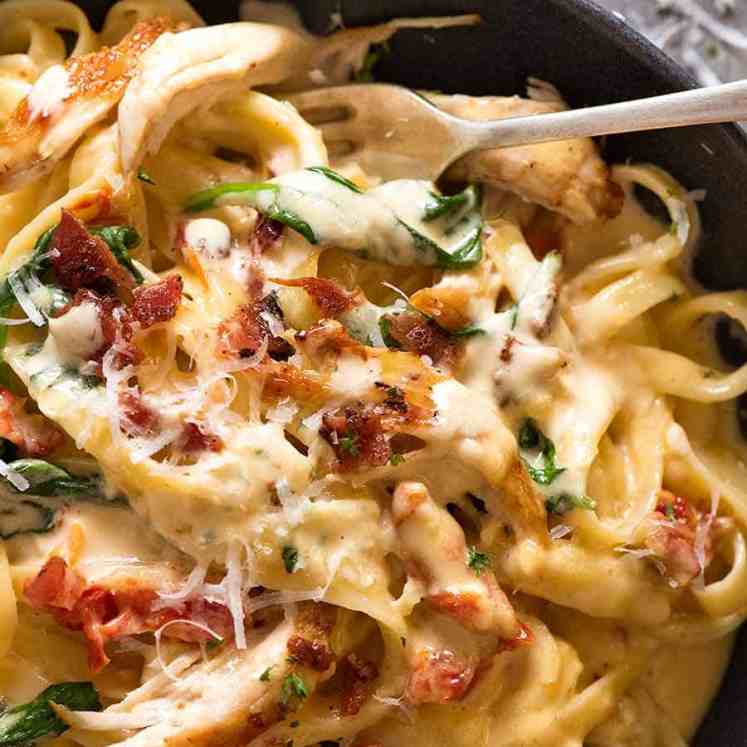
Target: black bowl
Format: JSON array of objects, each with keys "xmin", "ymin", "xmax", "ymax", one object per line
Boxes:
[{"xmin": 74, "ymin": 1, "xmax": 747, "ymax": 743}]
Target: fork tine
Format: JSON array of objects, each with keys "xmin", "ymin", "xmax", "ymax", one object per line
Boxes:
[
  {"xmin": 286, "ymin": 87, "xmax": 358, "ymax": 123},
  {"xmin": 314, "ymin": 119, "xmax": 361, "ymax": 148}
]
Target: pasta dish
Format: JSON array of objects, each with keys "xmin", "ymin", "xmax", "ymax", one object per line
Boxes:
[{"xmin": 0, "ymin": 2, "xmax": 744, "ymax": 745}]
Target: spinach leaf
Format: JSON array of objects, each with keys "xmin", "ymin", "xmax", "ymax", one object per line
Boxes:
[
  {"xmin": 306, "ymin": 166, "xmax": 362, "ymax": 193},
  {"xmin": 6, "ymin": 459, "xmax": 100, "ymax": 497},
  {"xmin": 90, "ymin": 226, "xmax": 144, "ymax": 284},
  {"xmin": 450, "ymin": 323, "xmax": 486, "ymax": 338},
  {"xmin": 185, "ymin": 172, "xmax": 483, "ymax": 269},
  {"xmin": 0, "ymin": 498, "xmax": 55, "ymax": 540},
  {"xmin": 423, "ymin": 190, "xmax": 470, "ymax": 222},
  {"xmin": 184, "ymin": 182, "xmax": 278, "ymax": 213},
  {"xmin": 0, "ymin": 682, "xmax": 101, "ymax": 745}
]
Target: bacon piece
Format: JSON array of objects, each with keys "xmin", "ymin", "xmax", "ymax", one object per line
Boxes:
[
  {"xmin": 287, "ymin": 634, "xmax": 334, "ymax": 672},
  {"xmin": 383, "ymin": 312, "xmax": 458, "ymax": 367},
  {"xmin": 24, "ymin": 556, "xmax": 82, "ymax": 611},
  {"xmin": 252, "ymin": 215, "xmax": 284, "ymax": 253},
  {"xmin": 0, "ymin": 388, "xmax": 64, "ymax": 457},
  {"xmin": 217, "ymin": 293, "xmax": 293, "ymax": 361},
  {"xmin": 340, "ymin": 654, "xmax": 379, "ymax": 716},
  {"xmin": 177, "ymin": 422, "xmax": 223, "ymax": 453},
  {"xmin": 498, "ymin": 622, "xmax": 534, "ymax": 652},
  {"xmin": 272, "ymin": 277, "xmax": 356, "ymax": 318},
  {"xmin": 321, "ymin": 403, "xmax": 391, "ymax": 471},
  {"xmin": 644, "ymin": 490, "xmax": 727, "ymax": 587},
  {"xmin": 119, "ymin": 389, "xmax": 160, "ymax": 438},
  {"xmin": 130, "ymin": 276, "xmax": 183, "ymax": 328},
  {"xmin": 406, "ymin": 649, "xmax": 476, "ymax": 705},
  {"xmin": 51, "ymin": 210, "xmax": 133, "ymax": 293},
  {"xmin": 24, "ymin": 557, "xmax": 234, "ymax": 672}
]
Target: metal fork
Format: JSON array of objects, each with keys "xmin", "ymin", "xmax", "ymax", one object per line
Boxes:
[{"xmin": 287, "ymin": 81, "xmax": 747, "ymax": 180}]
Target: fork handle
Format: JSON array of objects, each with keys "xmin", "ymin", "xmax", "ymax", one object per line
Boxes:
[{"xmin": 466, "ymin": 79, "xmax": 747, "ymax": 149}]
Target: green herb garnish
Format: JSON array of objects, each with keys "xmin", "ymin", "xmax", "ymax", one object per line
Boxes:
[
  {"xmin": 450, "ymin": 323, "xmax": 485, "ymax": 338},
  {"xmin": 389, "ymin": 453, "xmax": 405, "ymax": 466},
  {"xmin": 518, "ymin": 419, "xmax": 565, "ymax": 485},
  {"xmin": 467, "ymin": 546, "xmax": 491, "ymax": 575},
  {"xmin": 544, "ymin": 494, "xmax": 596, "ymax": 516},
  {"xmin": 137, "ymin": 168, "xmax": 156, "ymax": 185},
  {"xmin": 306, "ymin": 167, "xmax": 362, "ymax": 193},
  {"xmin": 0, "ymin": 682, "xmax": 101, "ymax": 745},
  {"xmin": 280, "ymin": 673, "xmax": 309, "ymax": 708},
  {"xmin": 259, "ymin": 666, "xmax": 273, "ymax": 682},
  {"xmin": 338, "ymin": 430, "xmax": 360, "ymax": 456},
  {"xmin": 90, "ymin": 225, "xmax": 144, "ymax": 284},
  {"xmin": 282, "ymin": 545, "xmax": 299, "ymax": 574},
  {"xmin": 6, "ymin": 459, "xmax": 100, "ymax": 497}
]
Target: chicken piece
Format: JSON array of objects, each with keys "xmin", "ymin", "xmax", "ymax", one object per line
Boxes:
[
  {"xmin": 118, "ymin": 23, "xmax": 312, "ymax": 174},
  {"xmin": 0, "ymin": 18, "xmax": 172, "ymax": 194},
  {"xmin": 392, "ymin": 481, "xmax": 519, "ymax": 639},
  {"xmin": 430, "ymin": 93, "xmax": 623, "ymax": 224},
  {"xmin": 62, "ymin": 604, "xmax": 337, "ymax": 747}
]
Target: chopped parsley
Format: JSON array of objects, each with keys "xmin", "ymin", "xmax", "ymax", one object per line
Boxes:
[
  {"xmin": 282, "ymin": 545, "xmax": 299, "ymax": 573},
  {"xmin": 518, "ymin": 419, "xmax": 565, "ymax": 486},
  {"xmin": 338, "ymin": 430, "xmax": 360, "ymax": 456},
  {"xmin": 544, "ymin": 493, "xmax": 596, "ymax": 516},
  {"xmin": 467, "ymin": 546, "xmax": 491, "ymax": 575},
  {"xmin": 389, "ymin": 453, "xmax": 405, "ymax": 466},
  {"xmin": 137, "ymin": 168, "xmax": 156, "ymax": 185},
  {"xmin": 259, "ymin": 666, "xmax": 273, "ymax": 682},
  {"xmin": 280, "ymin": 673, "xmax": 309, "ymax": 708}
]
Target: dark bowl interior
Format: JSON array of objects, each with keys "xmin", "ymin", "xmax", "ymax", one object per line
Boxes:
[{"xmin": 71, "ymin": 0, "xmax": 747, "ymax": 743}]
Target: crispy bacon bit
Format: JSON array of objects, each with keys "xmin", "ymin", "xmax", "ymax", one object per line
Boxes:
[
  {"xmin": 51, "ymin": 210, "xmax": 133, "ymax": 293},
  {"xmin": 24, "ymin": 557, "xmax": 233, "ymax": 672},
  {"xmin": 130, "ymin": 276, "xmax": 183, "ymax": 328},
  {"xmin": 498, "ymin": 622, "xmax": 534, "ymax": 652},
  {"xmin": 321, "ymin": 403, "xmax": 390, "ymax": 471},
  {"xmin": 429, "ymin": 592, "xmax": 486, "ymax": 628},
  {"xmin": 383, "ymin": 312, "xmax": 458, "ymax": 367},
  {"xmin": 119, "ymin": 389, "xmax": 160, "ymax": 438},
  {"xmin": 0, "ymin": 388, "xmax": 64, "ymax": 457},
  {"xmin": 24, "ymin": 556, "xmax": 82, "ymax": 611},
  {"xmin": 272, "ymin": 277, "xmax": 356, "ymax": 318},
  {"xmin": 177, "ymin": 422, "xmax": 223, "ymax": 453},
  {"xmin": 252, "ymin": 215, "xmax": 284, "ymax": 253},
  {"xmin": 644, "ymin": 490, "xmax": 733, "ymax": 587},
  {"xmin": 295, "ymin": 319, "xmax": 362, "ymax": 359},
  {"xmin": 406, "ymin": 649, "xmax": 476, "ymax": 705},
  {"xmin": 217, "ymin": 293, "xmax": 293, "ymax": 361},
  {"xmin": 287, "ymin": 634, "xmax": 334, "ymax": 672},
  {"xmin": 340, "ymin": 654, "xmax": 379, "ymax": 716}
]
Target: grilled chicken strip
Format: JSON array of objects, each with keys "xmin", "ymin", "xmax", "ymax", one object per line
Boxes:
[
  {"xmin": 0, "ymin": 17, "xmax": 173, "ymax": 194},
  {"xmin": 117, "ymin": 23, "xmax": 312, "ymax": 174},
  {"xmin": 430, "ymin": 93, "xmax": 623, "ymax": 224}
]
